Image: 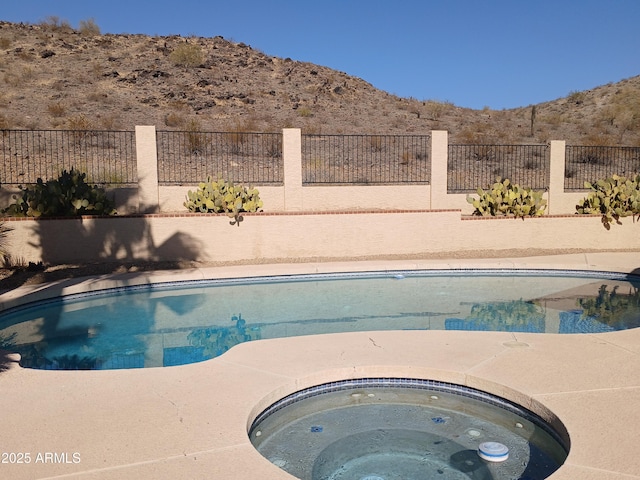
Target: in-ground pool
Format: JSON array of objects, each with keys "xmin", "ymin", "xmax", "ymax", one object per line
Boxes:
[
  {"xmin": 0, "ymin": 269, "xmax": 638, "ymax": 370},
  {"xmin": 249, "ymin": 378, "xmax": 569, "ymax": 480}
]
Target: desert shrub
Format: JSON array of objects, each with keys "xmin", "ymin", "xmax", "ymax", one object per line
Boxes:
[
  {"xmin": 89, "ymin": 62, "xmax": 105, "ymax": 79},
  {"xmin": 0, "ymin": 37, "xmax": 11, "ymax": 50},
  {"xmin": 3, "ymin": 168, "xmax": 116, "ymax": 217},
  {"xmin": 297, "ymin": 106, "xmax": 313, "ymax": 117},
  {"xmin": 0, "ymin": 113, "xmax": 11, "ymax": 129},
  {"xmin": 567, "ymin": 90, "xmax": 587, "ymax": 105},
  {"xmin": 47, "ymin": 102, "xmax": 67, "ymax": 117},
  {"xmin": 17, "ymin": 49, "xmax": 35, "ymax": 61},
  {"xmin": 184, "ymin": 119, "xmax": 208, "ymax": 153},
  {"xmin": 98, "ymin": 114, "xmax": 120, "ymax": 130},
  {"xmin": 20, "ymin": 66, "xmax": 35, "ymax": 81},
  {"xmin": 78, "ymin": 18, "xmax": 100, "ymax": 36},
  {"xmin": 542, "ymin": 113, "xmax": 564, "ymax": 127},
  {"xmin": 223, "ymin": 119, "xmax": 258, "ymax": 153},
  {"xmin": 67, "ymin": 114, "xmax": 92, "ymax": 131},
  {"xmin": 164, "ymin": 112, "xmax": 184, "ymax": 127},
  {"xmin": 184, "ymin": 177, "xmax": 262, "ymax": 225},
  {"xmin": 369, "ymin": 135, "xmax": 383, "ymax": 152},
  {"xmin": 467, "ymin": 177, "xmax": 547, "ymax": 218},
  {"xmin": 424, "ymin": 100, "xmax": 447, "ymax": 121},
  {"xmin": 169, "ymin": 42, "xmax": 204, "ymax": 67},
  {"xmin": 457, "ymin": 122, "xmax": 498, "ymax": 145},
  {"xmin": 168, "ymin": 99, "xmax": 190, "ymax": 112},
  {"xmin": 40, "ymin": 16, "xmax": 73, "ymax": 33},
  {"xmin": 302, "ymin": 123, "xmax": 322, "ymax": 135},
  {"xmin": 86, "ymin": 91, "xmax": 109, "ymax": 102},
  {"xmin": 576, "ymin": 174, "xmax": 640, "ymax": 229},
  {"xmin": 583, "ymin": 133, "xmax": 617, "ymax": 148},
  {"xmin": 4, "ymin": 72, "xmax": 20, "ymax": 87}
]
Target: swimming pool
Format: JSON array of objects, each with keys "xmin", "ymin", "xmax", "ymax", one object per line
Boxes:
[{"xmin": 0, "ymin": 269, "xmax": 638, "ymax": 370}]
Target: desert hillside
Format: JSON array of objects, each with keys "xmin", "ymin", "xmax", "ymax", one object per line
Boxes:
[{"xmin": 0, "ymin": 19, "xmax": 639, "ymax": 146}]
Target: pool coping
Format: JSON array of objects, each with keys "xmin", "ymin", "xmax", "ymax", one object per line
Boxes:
[{"xmin": 0, "ymin": 251, "xmax": 639, "ymax": 479}]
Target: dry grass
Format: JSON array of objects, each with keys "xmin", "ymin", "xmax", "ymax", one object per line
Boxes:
[
  {"xmin": 79, "ymin": 18, "xmax": 101, "ymax": 37},
  {"xmin": 39, "ymin": 16, "xmax": 73, "ymax": 33},
  {"xmin": 164, "ymin": 112, "xmax": 184, "ymax": 127},
  {"xmin": 297, "ymin": 106, "xmax": 313, "ymax": 117},
  {"xmin": 47, "ymin": 102, "xmax": 67, "ymax": 117},
  {"xmin": 97, "ymin": 114, "xmax": 120, "ymax": 130},
  {"xmin": 184, "ymin": 118, "xmax": 208, "ymax": 153},
  {"xmin": 0, "ymin": 113, "xmax": 12, "ymax": 129},
  {"xmin": 4, "ymin": 67, "xmax": 35, "ymax": 89},
  {"xmin": 67, "ymin": 114, "xmax": 92, "ymax": 131},
  {"xmin": 169, "ymin": 42, "xmax": 204, "ymax": 67},
  {"xmin": 370, "ymin": 135, "xmax": 383, "ymax": 152}
]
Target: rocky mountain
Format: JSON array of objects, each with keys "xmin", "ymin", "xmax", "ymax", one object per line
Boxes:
[{"xmin": 1, "ymin": 19, "xmax": 639, "ymax": 146}]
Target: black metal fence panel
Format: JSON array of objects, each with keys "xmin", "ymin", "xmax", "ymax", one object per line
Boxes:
[
  {"xmin": 302, "ymin": 134, "xmax": 431, "ymax": 185},
  {"xmin": 447, "ymin": 144, "xmax": 549, "ymax": 193},
  {"xmin": 156, "ymin": 131, "xmax": 283, "ymax": 185},
  {"xmin": 6, "ymin": 130, "xmax": 640, "ymax": 193},
  {"xmin": 0, "ymin": 130, "xmax": 137, "ymax": 185},
  {"xmin": 564, "ymin": 146, "xmax": 640, "ymax": 191}
]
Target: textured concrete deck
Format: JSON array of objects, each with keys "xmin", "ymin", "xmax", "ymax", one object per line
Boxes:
[{"xmin": 0, "ymin": 252, "xmax": 639, "ymax": 479}]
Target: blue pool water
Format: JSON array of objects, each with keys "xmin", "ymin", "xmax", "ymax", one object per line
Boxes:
[
  {"xmin": 249, "ymin": 378, "xmax": 569, "ymax": 480},
  {"xmin": 0, "ymin": 269, "xmax": 638, "ymax": 370}
]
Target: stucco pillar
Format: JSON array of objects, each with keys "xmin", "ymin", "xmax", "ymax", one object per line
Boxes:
[
  {"xmin": 283, "ymin": 128, "xmax": 303, "ymax": 211},
  {"xmin": 430, "ymin": 130, "xmax": 449, "ymax": 210},
  {"xmin": 135, "ymin": 125, "xmax": 159, "ymax": 213},
  {"xmin": 548, "ymin": 140, "xmax": 566, "ymax": 215}
]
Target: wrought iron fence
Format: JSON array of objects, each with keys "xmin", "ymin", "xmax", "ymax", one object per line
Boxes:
[
  {"xmin": 5, "ymin": 129, "xmax": 639, "ymax": 194},
  {"xmin": 156, "ymin": 131, "xmax": 283, "ymax": 185},
  {"xmin": 0, "ymin": 130, "xmax": 137, "ymax": 185},
  {"xmin": 302, "ymin": 134, "xmax": 431, "ymax": 185},
  {"xmin": 447, "ymin": 144, "xmax": 549, "ymax": 193},
  {"xmin": 564, "ymin": 145, "xmax": 640, "ymax": 191}
]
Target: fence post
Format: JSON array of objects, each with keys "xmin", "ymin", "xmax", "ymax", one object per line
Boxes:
[
  {"xmin": 548, "ymin": 140, "xmax": 566, "ymax": 215},
  {"xmin": 283, "ymin": 128, "xmax": 303, "ymax": 211},
  {"xmin": 135, "ymin": 125, "xmax": 159, "ymax": 213},
  {"xmin": 430, "ymin": 130, "xmax": 449, "ymax": 209}
]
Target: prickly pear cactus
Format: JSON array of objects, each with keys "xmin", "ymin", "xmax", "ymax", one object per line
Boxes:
[
  {"xmin": 184, "ymin": 177, "xmax": 263, "ymax": 225},
  {"xmin": 466, "ymin": 177, "xmax": 547, "ymax": 218},
  {"xmin": 2, "ymin": 168, "xmax": 116, "ymax": 217},
  {"xmin": 576, "ymin": 174, "xmax": 640, "ymax": 229}
]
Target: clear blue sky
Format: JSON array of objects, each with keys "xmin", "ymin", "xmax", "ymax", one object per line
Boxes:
[{"xmin": 3, "ymin": 1, "xmax": 639, "ymax": 110}]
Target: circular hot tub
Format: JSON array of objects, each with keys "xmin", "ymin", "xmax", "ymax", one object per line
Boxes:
[{"xmin": 249, "ymin": 378, "xmax": 569, "ymax": 480}]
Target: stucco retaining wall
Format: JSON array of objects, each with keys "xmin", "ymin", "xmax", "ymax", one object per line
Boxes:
[{"xmin": 2, "ymin": 211, "xmax": 638, "ymax": 265}]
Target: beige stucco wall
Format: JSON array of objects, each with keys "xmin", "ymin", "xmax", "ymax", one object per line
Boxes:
[
  {"xmin": 3, "ymin": 212, "xmax": 638, "ymax": 265},
  {"xmin": 300, "ymin": 185, "xmax": 431, "ymax": 210},
  {"xmin": 135, "ymin": 126, "xmax": 160, "ymax": 213},
  {"xmin": 158, "ymin": 185, "xmax": 432, "ymax": 212}
]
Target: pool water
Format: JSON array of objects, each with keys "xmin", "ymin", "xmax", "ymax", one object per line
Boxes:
[
  {"xmin": 0, "ymin": 269, "xmax": 638, "ymax": 370},
  {"xmin": 249, "ymin": 378, "xmax": 569, "ymax": 480}
]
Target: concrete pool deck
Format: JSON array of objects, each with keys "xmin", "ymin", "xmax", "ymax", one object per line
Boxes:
[{"xmin": 0, "ymin": 252, "xmax": 639, "ymax": 479}]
